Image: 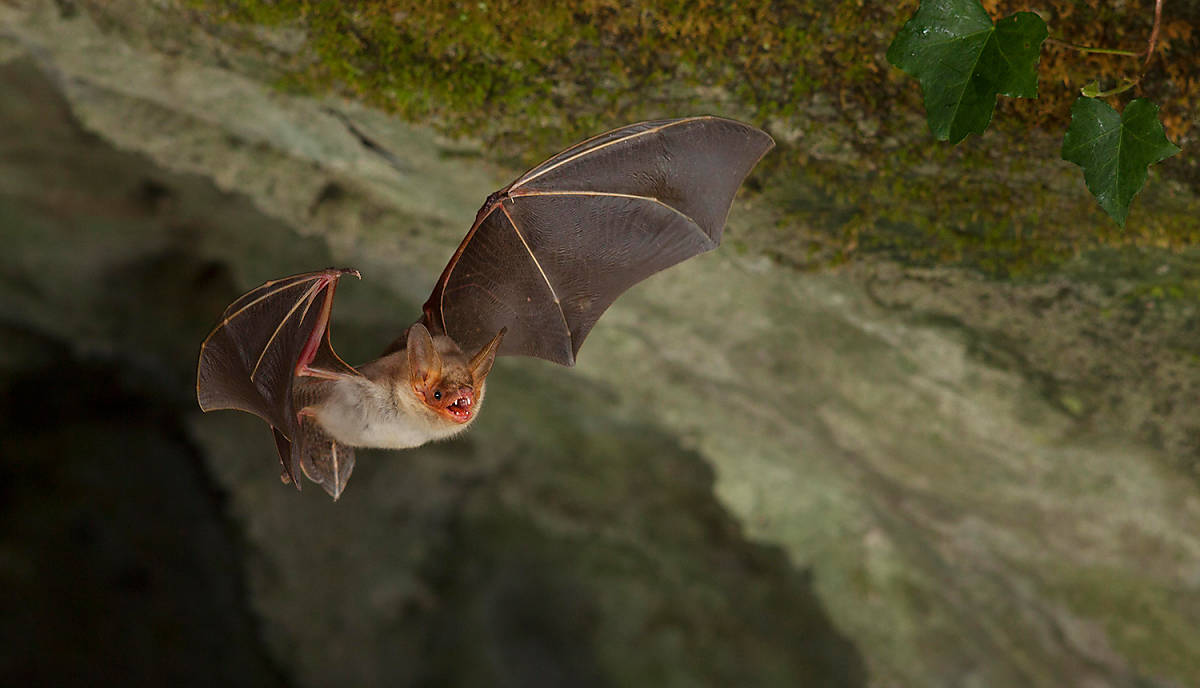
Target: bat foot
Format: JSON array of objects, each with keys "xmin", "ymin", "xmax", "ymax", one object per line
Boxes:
[{"xmin": 297, "ymin": 406, "xmax": 318, "ymax": 425}]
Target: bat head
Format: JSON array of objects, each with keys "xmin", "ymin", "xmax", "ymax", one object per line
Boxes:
[{"xmin": 406, "ymin": 324, "xmax": 505, "ymax": 425}]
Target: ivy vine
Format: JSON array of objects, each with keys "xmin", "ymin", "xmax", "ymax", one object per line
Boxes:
[{"xmin": 888, "ymin": 0, "xmax": 1181, "ymax": 227}]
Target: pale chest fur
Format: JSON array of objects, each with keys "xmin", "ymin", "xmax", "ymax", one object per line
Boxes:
[{"xmin": 306, "ymin": 364, "xmax": 479, "ymax": 450}]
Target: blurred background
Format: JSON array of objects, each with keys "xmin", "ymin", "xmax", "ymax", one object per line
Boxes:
[{"xmin": 2, "ymin": 1, "xmax": 1198, "ymax": 686}]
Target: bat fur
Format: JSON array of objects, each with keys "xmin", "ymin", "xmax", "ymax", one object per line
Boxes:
[{"xmin": 300, "ymin": 325, "xmax": 501, "ymax": 450}]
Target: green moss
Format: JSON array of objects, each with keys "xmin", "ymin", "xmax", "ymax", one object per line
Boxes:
[
  {"xmin": 192, "ymin": 0, "xmax": 1200, "ymax": 278},
  {"xmin": 1046, "ymin": 566, "xmax": 1200, "ymax": 684},
  {"xmin": 1059, "ymin": 245, "xmax": 1200, "ymax": 307}
]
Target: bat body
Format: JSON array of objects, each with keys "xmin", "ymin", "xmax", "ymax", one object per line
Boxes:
[
  {"xmin": 298, "ymin": 324, "xmax": 501, "ymax": 450},
  {"xmin": 198, "ymin": 116, "xmax": 773, "ymax": 499},
  {"xmin": 300, "ymin": 357, "xmax": 452, "ymax": 451}
]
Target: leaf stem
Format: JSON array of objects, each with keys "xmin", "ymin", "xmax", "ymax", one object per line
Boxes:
[
  {"xmin": 1046, "ymin": 38, "xmax": 1140, "ymax": 57},
  {"xmin": 1081, "ymin": 79, "xmax": 1138, "ymax": 98},
  {"xmin": 1143, "ymin": 0, "xmax": 1164, "ymax": 70},
  {"xmin": 1050, "ymin": 0, "xmax": 1166, "ymax": 66}
]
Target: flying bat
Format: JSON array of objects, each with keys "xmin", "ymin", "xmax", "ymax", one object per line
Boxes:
[{"xmin": 197, "ymin": 116, "xmax": 773, "ymax": 499}]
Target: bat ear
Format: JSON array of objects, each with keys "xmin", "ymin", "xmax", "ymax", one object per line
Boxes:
[
  {"xmin": 468, "ymin": 328, "xmax": 506, "ymax": 382},
  {"xmin": 407, "ymin": 323, "xmax": 442, "ymax": 386}
]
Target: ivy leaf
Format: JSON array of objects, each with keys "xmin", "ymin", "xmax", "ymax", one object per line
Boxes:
[
  {"xmin": 1061, "ymin": 97, "xmax": 1181, "ymax": 227},
  {"xmin": 887, "ymin": 0, "xmax": 1047, "ymax": 143}
]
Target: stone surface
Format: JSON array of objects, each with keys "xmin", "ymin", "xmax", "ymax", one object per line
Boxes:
[{"xmin": 3, "ymin": 3, "xmax": 1199, "ymax": 687}]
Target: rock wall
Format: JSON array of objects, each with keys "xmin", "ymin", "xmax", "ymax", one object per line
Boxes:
[{"xmin": 2, "ymin": 3, "xmax": 1198, "ymax": 686}]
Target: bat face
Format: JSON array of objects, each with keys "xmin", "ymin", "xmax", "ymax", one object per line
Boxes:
[
  {"xmin": 415, "ymin": 381, "xmax": 475, "ymax": 423},
  {"xmin": 406, "ymin": 324, "xmax": 504, "ymax": 426}
]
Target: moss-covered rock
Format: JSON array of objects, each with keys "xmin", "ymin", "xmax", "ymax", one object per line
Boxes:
[{"xmin": 4, "ymin": 2, "xmax": 1200, "ymax": 686}]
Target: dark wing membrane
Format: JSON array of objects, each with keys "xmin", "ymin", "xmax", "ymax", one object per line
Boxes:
[
  {"xmin": 510, "ymin": 116, "xmax": 773, "ymax": 241},
  {"xmin": 298, "ymin": 416, "xmax": 356, "ymax": 501},
  {"xmin": 508, "ymin": 118, "xmax": 682, "ymax": 188},
  {"xmin": 196, "ymin": 269, "xmax": 360, "ymax": 484},
  {"xmin": 427, "ymin": 116, "xmax": 773, "ymax": 365}
]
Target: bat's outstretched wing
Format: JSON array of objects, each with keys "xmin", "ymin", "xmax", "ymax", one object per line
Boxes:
[
  {"xmin": 419, "ymin": 116, "xmax": 773, "ymax": 366},
  {"xmin": 197, "ymin": 268, "xmax": 361, "ymax": 488}
]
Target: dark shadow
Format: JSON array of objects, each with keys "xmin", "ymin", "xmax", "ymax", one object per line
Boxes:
[{"xmin": 0, "ymin": 330, "xmax": 289, "ymax": 688}]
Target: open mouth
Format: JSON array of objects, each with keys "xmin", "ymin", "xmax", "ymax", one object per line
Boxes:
[{"xmin": 444, "ymin": 392, "xmax": 474, "ymax": 423}]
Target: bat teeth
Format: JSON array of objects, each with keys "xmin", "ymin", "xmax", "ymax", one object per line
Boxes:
[
  {"xmin": 453, "ymin": 386, "xmax": 474, "ymax": 409},
  {"xmin": 443, "ymin": 393, "xmax": 474, "ymax": 423}
]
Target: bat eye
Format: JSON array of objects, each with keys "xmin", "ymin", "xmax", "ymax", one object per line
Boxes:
[{"xmin": 433, "ymin": 390, "xmax": 442, "ymax": 400}]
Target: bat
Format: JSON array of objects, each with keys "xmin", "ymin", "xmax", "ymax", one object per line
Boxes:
[{"xmin": 197, "ymin": 116, "xmax": 773, "ymax": 499}]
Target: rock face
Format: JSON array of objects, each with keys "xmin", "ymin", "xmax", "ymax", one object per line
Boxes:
[{"xmin": 2, "ymin": 3, "xmax": 1198, "ymax": 688}]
